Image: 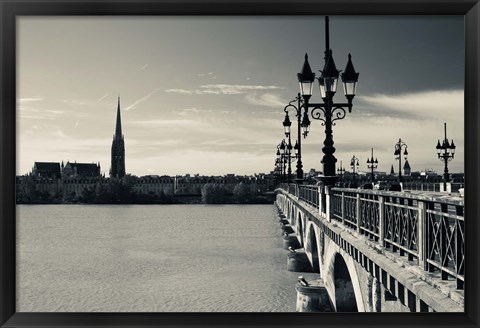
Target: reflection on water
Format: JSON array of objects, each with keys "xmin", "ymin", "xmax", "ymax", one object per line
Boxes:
[{"xmin": 17, "ymin": 204, "xmax": 303, "ymax": 312}]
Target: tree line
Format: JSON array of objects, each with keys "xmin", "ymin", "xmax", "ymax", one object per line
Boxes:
[{"xmin": 16, "ymin": 177, "xmax": 271, "ymax": 205}]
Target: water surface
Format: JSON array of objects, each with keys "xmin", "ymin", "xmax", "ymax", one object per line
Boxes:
[{"xmin": 17, "ymin": 204, "xmax": 304, "ymax": 312}]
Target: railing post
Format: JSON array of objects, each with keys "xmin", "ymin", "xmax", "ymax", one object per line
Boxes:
[
  {"xmin": 440, "ymin": 203, "xmax": 449, "ymax": 280},
  {"xmin": 407, "ymin": 199, "xmax": 414, "ymax": 261},
  {"xmin": 378, "ymin": 195, "xmax": 384, "ymax": 247},
  {"xmin": 356, "ymin": 193, "xmax": 361, "ymax": 233},
  {"xmin": 417, "ymin": 200, "xmax": 427, "ymax": 270},
  {"xmin": 341, "ymin": 191, "xmax": 345, "ymax": 224},
  {"xmin": 325, "ymin": 186, "xmax": 332, "ymax": 222},
  {"xmin": 318, "ymin": 185, "xmax": 323, "ymax": 217},
  {"xmin": 456, "ymin": 205, "xmax": 464, "ymax": 289}
]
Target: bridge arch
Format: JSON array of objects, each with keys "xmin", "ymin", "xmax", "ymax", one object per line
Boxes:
[
  {"xmin": 291, "ymin": 205, "xmax": 296, "ymax": 226},
  {"xmin": 324, "ymin": 242, "xmax": 365, "ymax": 312},
  {"xmin": 305, "ymin": 223, "xmax": 320, "ymax": 273},
  {"xmin": 296, "ymin": 211, "xmax": 304, "ymax": 248},
  {"xmin": 333, "ymin": 253, "xmax": 358, "ymax": 312},
  {"xmin": 288, "ymin": 201, "xmax": 293, "ymax": 222}
]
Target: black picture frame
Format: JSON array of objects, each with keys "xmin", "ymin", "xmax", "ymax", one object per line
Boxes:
[{"xmin": 1, "ymin": 1, "xmax": 478, "ymax": 327}]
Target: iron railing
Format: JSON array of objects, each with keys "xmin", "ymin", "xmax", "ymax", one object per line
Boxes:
[
  {"xmin": 298, "ymin": 185, "xmax": 319, "ymax": 208},
  {"xmin": 403, "ymin": 182, "xmax": 463, "ymax": 193},
  {"xmin": 278, "ymin": 185, "xmax": 465, "ymax": 290}
]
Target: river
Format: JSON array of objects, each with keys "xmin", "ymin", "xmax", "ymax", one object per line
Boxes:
[{"xmin": 16, "ymin": 204, "xmax": 306, "ymax": 312}]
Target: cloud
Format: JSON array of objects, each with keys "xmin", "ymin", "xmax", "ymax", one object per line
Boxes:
[
  {"xmin": 197, "ymin": 72, "xmax": 215, "ymax": 77},
  {"xmin": 201, "ymin": 84, "xmax": 283, "ymax": 94},
  {"xmin": 60, "ymin": 99, "xmax": 87, "ymax": 105},
  {"xmin": 357, "ymin": 89, "xmax": 463, "ymax": 120},
  {"xmin": 18, "ymin": 106, "xmax": 38, "ymax": 113},
  {"xmin": 18, "ymin": 97, "xmax": 43, "ymax": 103},
  {"xmin": 97, "ymin": 93, "xmax": 109, "ymax": 103},
  {"xmin": 244, "ymin": 92, "xmax": 286, "ymax": 108},
  {"xmin": 164, "ymin": 88, "xmax": 195, "ymax": 95},
  {"xmin": 164, "ymin": 84, "xmax": 283, "ymax": 95},
  {"xmin": 18, "ymin": 114, "xmax": 55, "ymax": 120},
  {"xmin": 174, "ymin": 107, "xmax": 237, "ymax": 117},
  {"xmin": 18, "ymin": 107, "xmax": 65, "ymax": 120},
  {"xmin": 52, "ymin": 129, "xmax": 68, "ymax": 139},
  {"xmin": 125, "ymin": 88, "xmax": 161, "ymax": 111},
  {"xmin": 180, "ymin": 108, "xmax": 203, "ymax": 113},
  {"xmin": 46, "ymin": 110, "xmax": 65, "ymax": 115},
  {"xmin": 137, "ymin": 64, "xmax": 148, "ymax": 72},
  {"xmin": 176, "ymin": 107, "xmax": 213, "ymax": 116},
  {"xmin": 130, "ymin": 119, "xmax": 197, "ymax": 127}
]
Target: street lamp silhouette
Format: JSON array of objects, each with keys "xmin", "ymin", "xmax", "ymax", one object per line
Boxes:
[
  {"xmin": 286, "ymin": 138, "xmax": 294, "ymax": 183},
  {"xmin": 275, "ymin": 147, "xmax": 282, "ymax": 183},
  {"xmin": 279, "ymin": 140, "xmax": 287, "ymax": 182},
  {"xmin": 350, "ymin": 155, "xmax": 359, "ymax": 187},
  {"xmin": 394, "ymin": 138, "xmax": 408, "ymax": 184},
  {"xmin": 337, "ymin": 160, "xmax": 345, "ymax": 185},
  {"xmin": 366, "ymin": 148, "xmax": 378, "ymax": 183},
  {"xmin": 436, "ymin": 122, "xmax": 455, "ymax": 191},
  {"xmin": 283, "ymin": 94, "xmax": 309, "ymax": 183},
  {"xmin": 296, "ymin": 16, "xmax": 359, "ymax": 187}
]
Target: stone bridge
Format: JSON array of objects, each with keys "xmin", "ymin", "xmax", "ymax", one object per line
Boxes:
[{"xmin": 275, "ymin": 184, "xmax": 464, "ymax": 312}]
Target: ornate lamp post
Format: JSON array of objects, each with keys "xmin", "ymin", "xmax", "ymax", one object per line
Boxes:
[
  {"xmin": 282, "ymin": 111, "xmax": 294, "ymax": 183},
  {"xmin": 436, "ymin": 122, "xmax": 455, "ymax": 191},
  {"xmin": 274, "ymin": 143, "xmax": 285, "ymax": 183},
  {"xmin": 337, "ymin": 160, "xmax": 345, "ymax": 185},
  {"xmin": 283, "ymin": 94, "xmax": 309, "ymax": 183},
  {"xmin": 286, "ymin": 139, "xmax": 294, "ymax": 183},
  {"xmin": 297, "ymin": 16, "xmax": 359, "ymax": 187},
  {"xmin": 275, "ymin": 148, "xmax": 281, "ymax": 183},
  {"xmin": 366, "ymin": 148, "xmax": 378, "ymax": 183},
  {"xmin": 350, "ymin": 155, "xmax": 359, "ymax": 187},
  {"xmin": 279, "ymin": 140, "xmax": 287, "ymax": 182},
  {"xmin": 394, "ymin": 138, "xmax": 408, "ymax": 183}
]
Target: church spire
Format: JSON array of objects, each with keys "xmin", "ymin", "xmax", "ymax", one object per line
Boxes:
[
  {"xmin": 110, "ymin": 95, "xmax": 126, "ymax": 178},
  {"xmin": 115, "ymin": 96, "xmax": 122, "ymax": 138}
]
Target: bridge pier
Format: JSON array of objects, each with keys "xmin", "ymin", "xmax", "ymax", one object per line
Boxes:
[
  {"xmin": 296, "ymin": 278, "xmax": 333, "ymax": 312},
  {"xmin": 283, "ymin": 234, "xmax": 300, "ymax": 250},
  {"xmin": 368, "ymin": 275, "xmax": 382, "ymax": 312},
  {"xmin": 280, "ymin": 224, "xmax": 294, "ymax": 235},
  {"xmin": 287, "ymin": 248, "xmax": 313, "ymax": 272},
  {"xmin": 279, "ymin": 218, "xmax": 289, "ymax": 225}
]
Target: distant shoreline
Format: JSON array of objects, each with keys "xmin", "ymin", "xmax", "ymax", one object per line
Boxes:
[{"xmin": 16, "ymin": 194, "xmax": 275, "ymax": 205}]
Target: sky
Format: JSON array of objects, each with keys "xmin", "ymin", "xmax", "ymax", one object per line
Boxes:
[{"xmin": 16, "ymin": 16, "xmax": 465, "ymax": 177}]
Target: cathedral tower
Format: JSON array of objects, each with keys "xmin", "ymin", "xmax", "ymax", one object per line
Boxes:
[{"xmin": 110, "ymin": 97, "xmax": 126, "ymax": 178}]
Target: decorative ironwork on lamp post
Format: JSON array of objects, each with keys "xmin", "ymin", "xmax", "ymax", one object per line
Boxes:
[
  {"xmin": 436, "ymin": 122, "xmax": 455, "ymax": 191},
  {"xmin": 283, "ymin": 94, "xmax": 309, "ymax": 184},
  {"xmin": 296, "ymin": 16, "xmax": 359, "ymax": 187},
  {"xmin": 394, "ymin": 138, "xmax": 408, "ymax": 183},
  {"xmin": 350, "ymin": 155, "xmax": 359, "ymax": 187},
  {"xmin": 366, "ymin": 148, "xmax": 378, "ymax": 183}
]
